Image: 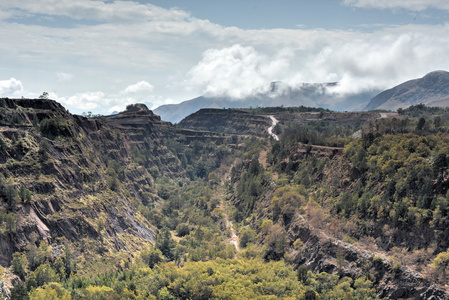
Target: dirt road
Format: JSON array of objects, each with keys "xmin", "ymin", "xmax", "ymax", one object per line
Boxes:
[{"xmin": 267, "ymin": 116, "xmax": 279, "ymax": 141}]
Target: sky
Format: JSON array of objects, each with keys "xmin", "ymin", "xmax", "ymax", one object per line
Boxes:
[{"xmin": 1, "ymin": 0, "xmax": 449, "ymax": 114}]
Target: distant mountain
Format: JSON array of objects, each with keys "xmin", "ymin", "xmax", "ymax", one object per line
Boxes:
[
  {"xmin": 365, "ymin": 70, "xmax": 449, "ymax": 111},
  {"xmin": 154, "ymin": 82, "xmax": 378, "ymax": 123}
]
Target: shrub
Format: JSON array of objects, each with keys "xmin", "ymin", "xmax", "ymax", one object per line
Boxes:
[
  {"xmin": 19, "ymin": 185, "xmax": 32, "ymax": 202},
  {"xmin": 5, "ymin": 185, "xmax": 18, "ymax": 206},
  {"xmin": 11, "ymin": 252, "xmax": 27, "ymax": 279},
  {"xmin": 5, "ymin": 212, "xmax": 17, "ymax": 233},
  {"xmin": 40, "ymin": 118, "xmax": 71, "ymax": 138},
  {"xmin": 239, "ymin": 227, "xmax": 256, "ymax": 248},
  {"xmin": 10, "ymin": 282, "xmax": 29, "ymax": 300},
  {"xmin": 176, "ymin": 223, "xmax": 190, "ymax": 237},
  {"xmin": 140, "ymin": 246, "xmax": 164, "ymax": 268},
  {"xmin": 29, "ymin": 282, "xmax": 70, "ymax": 300}
]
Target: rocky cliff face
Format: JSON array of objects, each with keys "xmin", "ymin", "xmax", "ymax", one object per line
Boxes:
[
  {"xmin": 0, "ymin": 99, "xmax": 190, "ymax": 268},
  {"xmin": 289, "ymin": 144, "xmax": 449, "ymax": 299},
  {"xmin": 289, "ymin": 218, "xmax": 447, "ymax": 299}
]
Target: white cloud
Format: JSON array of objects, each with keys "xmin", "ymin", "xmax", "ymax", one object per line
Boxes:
[
  {"xmin": 122, "ymin": 81, "xmax": 154, "ymax": 94},
  {"xmin": 343, "ymin": 0, "xmax": 449, "ymax": 11},
  {"xmin": 59, "ymin": 91, "xmax": 105, "ymax": 111},
  {"xmin": 107, "ymin": 97, "xmax": 142, "ymax": 114},
  {"xmin": 0, "ymin": 78, "xmax": 24, "ymax": 97},
  {"xmin": 187, "ymin": 23, "xmax": 449, "ymax": 100},
  {"xmin": 0, "ymin": 0, "xmax": 190, "ymax": 23},
  {"xmin": 55, "ymin": 90, "xmax": 158, "ymax": 115},
  {"xmin": 299, "ymin": 26, "xmax": 449, "ymax": 96},
  {"xmin": 1, "ymin": 1, "xmax": 449, "ymax": 112},
  {"xmin": 187, "ymin": 45, "xmax": 293, "ymax": 98}
]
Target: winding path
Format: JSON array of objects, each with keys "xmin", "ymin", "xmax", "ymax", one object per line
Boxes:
[
  {"xmin": 218, "ymin": 200, "xmax": 240, "ymax": 252},
  {"xmin": 267, "ymin": 116, "xmax": 279, "ymax": 141},
  {"xmin": 218, "ymin": 170, "xmax": 240, "ymax": 252},
  {"xmin": 227, "ymin": 218, "xmax": 239, "ymax": 252}
]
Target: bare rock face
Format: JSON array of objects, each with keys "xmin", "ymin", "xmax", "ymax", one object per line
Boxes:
[
  {"xmin": 288, "ymin": 216, "xmax": 448, "ymax": 299},
  {"xmin": 0, "ymin": 99, "xmax": 226, "ymax": 269},
  {"xmin": 0, "ymin": 98, "xmax": 167, "ymax": 265}
]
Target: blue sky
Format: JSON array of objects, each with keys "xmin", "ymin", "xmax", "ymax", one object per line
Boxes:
[
  {"xmin": 149, "ymin": 0, "xmax": 446, "ymax": 30},
  {"xmin": 1, "ymin": 0, "xmax": 449, "ymax": 114}
]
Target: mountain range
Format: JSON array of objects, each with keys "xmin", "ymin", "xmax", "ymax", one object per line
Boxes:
[
  {"xmin": 154, "ymin": 82, "xmax": 379, "ymax": 123},
  {"xmin": 364, "ymin": 70, "xmax": 449, "ymax": 111},
  {"xmin": 154, "ymin": 70, "xmax": 449, "ymax": 123}
]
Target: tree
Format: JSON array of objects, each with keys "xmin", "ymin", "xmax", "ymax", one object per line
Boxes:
[
  {"xmin": 106, "ymin": 167, "xmax": 118, "ymax": 191},
  {"xmin": 5, "ymin": 212, "xmax": 17, "ymax": 233},
  {"xmin": 77, "ymin": 286, "xmax": 114, "ymax": 300},
  {"xmin": 194, "ymin": 161, "xmax": 208, "ymax": 179},
  {"xmin": 5, "ymin": 185, "xmax": 18, "ymax": 206},
  {"xmin": 26, "ymin": 244, "xmax": 46, "ymax": 271},
  {"xmin": 39, "ymin": 141, "xmax": 50, "ymax": 161},
  {"xmin": 52, "ymin": 257, "xmax": 66, "ymax": 281},
  {"xmin": 64, "ymin": 241, "xmax": 75, "ymax": 277},
  {"xmin": 29, "ymin": 283, "xmax": 71, "ymax": 300},
  {"xmin": 303, "ymin": 290, "xmax": 318, "ymax": 300},
  {"xmin": 19, "ymin": 185, "xmax": 32, "ymax": 203},
  {"xmin": 263, "ymin": 224, "xmax": 288, "ymax": 261},
  {"xmin": 416, "ymin": 117, "xmax": 426, "ymax": 131},
  {"xmin": 239, "ymin": 227, "xmax": 256, "ymax": 248},
  {"xmin": 140, "ymin": 246, "xmax": 164, "ymax": 268},
  {"xmin": 11, "ymin": 252, "xmax": 27, "ymax": 279},
  {"xmin": 434, "ymin": 116, "xmax": 442, "ymax": 128},
  {"xmin": 271, "ymin": 186, "xmax": 304, "ymax": 224},
  {"xmin": 433, "ymin": 153, "xmax": 447, "ymax": 178},
  {"xmin": 10, "ymin": 282, "xmax": 29, "ymax": 300},
  {"xmin": 156, "ymin": 227, "xmax": 176, "ymax": 261},
  {"xmin": 38, "ymin": 92, "xmax": 49, "ymax": 100},
  {"xmin": 433, "ymin": 249, "xmax": 449, "ymax": 279},
  {"xmin": 297, "ymin": 265, "xmax": 308, "ymax": 283},
  {"xmin": 176, "ymin": 223, "xmax": 190, "ymax": 237},
  {"xmin": 31, "ymin": 263, "xmax": 59, "ymax": 287}
]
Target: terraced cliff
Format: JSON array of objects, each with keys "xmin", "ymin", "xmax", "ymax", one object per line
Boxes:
[
  {"xmin": 0, "ymin": 99, "xmax": 191, "ymax": 270},
  {"xmin": 178, "ymin": 108, "xmax": 272, "ymax": 136}
]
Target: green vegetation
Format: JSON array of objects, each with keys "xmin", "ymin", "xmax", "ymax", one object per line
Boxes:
[
  {"xmin": 40, "ymin": 117, "xmax": 73, "ymax": 139},
  {"xmin": 2, "ymin": 100, "xmax": 449, "ymax": 299},
  {"xmin": 8, "ymin": 257, "xmax": 379, "ymax": 299}
]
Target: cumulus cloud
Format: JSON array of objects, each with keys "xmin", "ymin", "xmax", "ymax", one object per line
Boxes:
[
  {"xmin": 58, "ymin": 91, "xmax": 106, "ymax": 111},
  {"xmin": 187, "ymin": 45, "xmax": 293, "ymax": 98},
  {"xmin": 55, "ymin": 90, "xmax": 157, "ymax": 115},
  {"xmin": 343, "ymin": 0, "xmax": 449, "ymax": 11},
  {"xmin": 0, "ymin": 78, "xmax": 24, "ymax": 97},
  {"xmin": 122, "ymin": 81, "xmax": 154, "ymax": 94},
  {"xmin": 107, "ymin": 96, "xmax": 145, "ymax": 113}
]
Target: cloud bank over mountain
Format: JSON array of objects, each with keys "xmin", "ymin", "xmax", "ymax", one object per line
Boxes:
[{"xmin": 187, "ymin": 45, "xmax": 293, "ymax": 99}]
